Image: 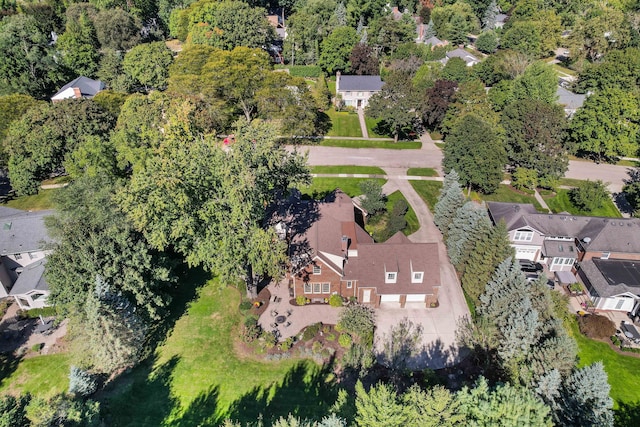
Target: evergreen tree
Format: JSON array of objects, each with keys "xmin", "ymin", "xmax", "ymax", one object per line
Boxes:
[
  {"xmin": 482, "ymin": 0, "xmax": 499, "ymax": 31},
  {"xmin": 334, "ymin": 2, "xmax": 347, "ymax": 26},
  {"xmin": 354, "ymin": 381, "xmax": 407, "ymax": 427},
  {"xmin": 446, "ymin": 202, "xmax": 490, "ymax": 267},
  {"xmin": 434, "ymin": 170, "xmax": 465, "ymax": 237},
  {"xmin": 480, "ymin": 257, "xmax": 528, "ymax": 326},
  {"xmin": 498, "ymin": 297, "xmax": 540, "ymax": 378},
  {"xmin": 402, "ymin": 384, "xmax": 465, "ymax": 426},
  {"xmin": 557, "ymin": 362, "xmax": 614, "ymax": 427},
  {"xmin": 424, "ymin": 18, "xmax": 436, "ymax": 39},
  {"xmin": 460, "ymin": 221, "xmax": 513, "ymax": 305}
]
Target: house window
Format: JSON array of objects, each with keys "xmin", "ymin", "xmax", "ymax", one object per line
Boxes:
[
  {"xmin": 357, "ymin": 92, "xmax": 363, "ymax": 96},
  {"xmin": 615, "ymin": 299, "xmax": 625, "ymax": 310},
  {"xmin": 304, "ymin": 283, "xmax": 312, "ymax": 293},
  {"xmin": 346, "ymin": 281, "xmax": 352, "ymax": 289},
  {"xmin": 312, "ymin": 265, "xmax": 321, "ymax": 275},
  {"xmin": 313, "ymin": 283, "xmax": 321, "ymax": 293},
  {"xmin": 322, "ymin": 283, "xmax": 330, "ymax": 293},
  {"xmin": 14, "ymin": 253, "xmax": 22, "ymax": 260},
  {"xmin": 514, "ymin": 229, "xmax": 533, "ymax": 242},
  {"xmin": 345, "ymin": 91, "xmax": 351, "ymax": 96},
  {"xmin": 601, "ymin": 252, "xmax": 611, "ymax": 260},
  {"xmin": 386, "ymin": 272, "xmax": 397, "ymax": 283},
  {"xmin": 412, "ymin": 272, "xmax": 423, "ymax": 283}
]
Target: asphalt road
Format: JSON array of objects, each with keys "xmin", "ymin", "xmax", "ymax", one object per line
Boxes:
[{"xmin": 566, "ymin": 160, "xmax": 632, "ymax": 193}]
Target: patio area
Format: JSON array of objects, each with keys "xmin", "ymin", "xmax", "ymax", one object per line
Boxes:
[{"xmin": 257, "ymin": 280, "xmax": 342, "ymax": 341}]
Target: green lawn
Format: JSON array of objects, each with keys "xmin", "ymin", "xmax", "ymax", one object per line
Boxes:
[
  {"xmin": 434, "ymin": 142, "xmax": 445, "ymax": 150},
  {"xmin": 470, "ymin": 185, "xmax": 543, "ymax": 210},
  {"xmin": 557, "ymin": 178, "xmax": 585, "ymax": 188},
  {"xmin": 388, "ymin": 191, "xmax": 419, "ymax": 235},
  {"xmin": 366, "ymin": 190, "xmax": 419, "ymax": 241},
  {"xmin": 310, "ymin": 165, "xmax": 385, "ymax": 175},
  {"xmin": 410, "ymin": 181, "xmax": 443, "ymax": 209},
  {"xmin": 300, "ymin": 178, "xmax": 386, "ymax": 199},
  {"xmin": 325, "ymin": 109, "xmax": 362, "ymax": 137},
  {"xmin": 104, "ymin": 282, "xmax": 336, "ymax": 425},
  {"xmin": 5, "ymin": 189, "xmax": 57, "ymax": 211},
  {"xmin": 406, "ymin": 168, "xmax": 439, "ymax": 177},
  {"xmin": 568, "ymin": 320, "xmax": 640, "ymax": 422},
  {"xmin": 0, "ymin": 353, "xmax": 70, "ymax": 398},
  {"xmin": 546, "ymin": 189, "xmax": 622, "ymax": 217},
  {"xmin": 320, "ymin": 139, "xmax": 421, "ymax": 149},
  {"xmin": 327, "ymin": 79, "xmax": 336, "ymax": 96}
]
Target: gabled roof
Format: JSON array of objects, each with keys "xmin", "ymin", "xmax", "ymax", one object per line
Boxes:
[
  {"xmin": 52, "ymin": 76, "xmax": 105, "ymax": 100},
  {"xmin": 10, "ymin": 259, "xmax": 48, "ymax": 296},
  {"xmin": 337, "ymin": 75, "xmax": 384, "ymax": 92},
  {"xmin": 0, "ymin": 210, "xmax": 53, "ymax": 255},
  {"xmin": 487, "ymin": 202, "xmax": 640, "ymax": 254},
  {"xmin": 556, "ymin": 86, "xmax": 586, "ymax": 110},
  {"xmin": 424, "ymin": 36, "xmax": 443, "ymax": 46},
  {"xmin": 581, "ymin": 259, "xmax": 640, "ymax": 298},
  {"xmin": 445, "ymin": 48, "xmax": 479, "ymax": 64}
]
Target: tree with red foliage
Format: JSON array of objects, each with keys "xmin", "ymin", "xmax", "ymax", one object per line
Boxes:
[
  {"xmin": 349, "ymin": 43, "xmax": 379, "ymax": 75},
  {"xmin": 421, "ymin": 79, "xmax": 457, "ymax": 131}
]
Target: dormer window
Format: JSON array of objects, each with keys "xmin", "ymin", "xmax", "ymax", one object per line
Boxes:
[
  {"xmin": 412, "ymin": 272, "xmax": 423, "ymax": 283},
  {"xmin": 514, "ymin": 229, "xmax": 533, "ymax": 242},
  {"xmin": 386, "ymin": 272, "xmax": 397, "ymax": 283},
  {"xmin": 312, "ymin": 265, "xmax": 321, "ymax": 275}
]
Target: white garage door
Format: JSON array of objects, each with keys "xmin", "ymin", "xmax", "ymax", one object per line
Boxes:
[
  {"xmin": 406, "ymin": 294, "xmax": 426, "ymax": 302},
  {"xmin": 515, "ymin": 247, "xmax": 537, "ymax": 261},
  {"xmin": 380, "ymin": 294, "xmax": 401, "ymax": 302}
]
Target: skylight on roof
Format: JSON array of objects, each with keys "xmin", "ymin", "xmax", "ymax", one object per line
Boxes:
[{"xmin": 3, "ymin": 222, "xmax": 11, "ymax": 230}]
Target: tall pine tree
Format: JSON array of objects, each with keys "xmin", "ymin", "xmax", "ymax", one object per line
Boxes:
[
  {"xmin": 434, "ymin": 169, "xmax": 465, "ymax": 237},
  {"xmin": 447, "ymin": 202, "xmax": 491, "ymax": 267}
]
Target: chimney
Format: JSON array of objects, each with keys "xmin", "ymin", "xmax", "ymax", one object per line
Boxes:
[
  {"xmin": 336, "ymin": 71, "xmax": 341, "ymax": 92},
  {"xmin": 341, "ymin": 236, "xmax": 349, "ymax": 252}
]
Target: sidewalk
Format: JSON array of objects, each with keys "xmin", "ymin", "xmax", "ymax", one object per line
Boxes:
[
  {"xmin": 312, "ymin": 173, "xmax": 443, "ymax": 181},
  {"xmin": 357, "ymin": 108, "xmax": 368, "ymax": 139}
]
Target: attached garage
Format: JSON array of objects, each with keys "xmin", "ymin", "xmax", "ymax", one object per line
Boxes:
[
  {"xmin": 405, "ymin": 294, "xmax": 426, "ymax": 302},
  {"xmin": 380, "ymin": 294, "xmax": 401, "ymax": 302},
  {"xmin": 515, "ymin": 246, "xmax": 538, "ymax": 261}
]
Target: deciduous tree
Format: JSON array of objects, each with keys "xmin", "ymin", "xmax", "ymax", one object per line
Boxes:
[
  {"xmin": 123, "ymin": 42, "xmax": 174, "ymax": 91},
  {"xmin": 349, "ymin": 43, "xmax": 379, "ymax": 75},
  {"xmin": 367, "ymin": 71, "xmax": 419, "ymax": 142},
  {"xmin": 319, "ymin": 26, "xmax": 358, "ymax": 74}
]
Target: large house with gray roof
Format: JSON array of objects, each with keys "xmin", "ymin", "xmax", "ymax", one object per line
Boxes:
[
  {"xmin": 277, "ymin": 190, "xmax": 440, "ymax": 308},
  {"xmin": 51, "ymin": 76, "xmax": 105, "ymax": 102},
  {"xmin": 556, "ymin": 86, "xmax": 586, "ymax": 117},
  {"xmin": 0, "ymin": 207, "xmax": 53, "ymax": 309},
  {"xmin": 487, "ymin": 202, "xmax": 640, "ymax": 312},
  {"xmin": 336, "ymin": 72, "xmax": 384, "ymax": 109}
]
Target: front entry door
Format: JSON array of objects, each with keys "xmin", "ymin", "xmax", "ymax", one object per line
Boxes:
[{"xmin": 362, "ymin": 289, "xmax": 371, "ymax": 303}]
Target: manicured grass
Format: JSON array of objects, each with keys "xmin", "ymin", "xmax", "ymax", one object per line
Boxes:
[
  {"xmin": 320, "ymin": 139, "xmax": 421, "ymax": 149},
  {"xmin": 327, "ymin": 79, "xmax": 336, "ymax": 96},
  {"xmin": 5, "ymin": 189, "xmax": 57, "ymax": 211},
  {"xmin": 546, "ymin": 189, "xmax": 622, "ymax": 218},
  {"xmin": 364, "ymin": 117, "xmax": 387, "ymax": 138},
  {"xmin": 470, "ymin": 185, "xmax": 543, "ymax": 211},
  {"xmin": 41, "ymin": 176, "xmax": 72, "ymax": 186},
  {"xmin": 326, "ymin": 109, "xmax": 362, "ymax": 137},
  {"xmin": 104, "ymin": 282, "xmax": 336, "ymax": 425},
  {"xmin": 557, "ymin": 177, "xmax": 585, "ymax": 188},
  {"xmin": 406, "ymin": 168, "xmax": 439, "ymax": 177},
  {"xmin": 300, "ymin": 178, "xmax": 386, "ymax": 199},
  {"xmin": 310, "ymin": 165, "xmax": 385, "ymax": 175},
  {"xmin": 430, "ymin": 132, "xmax": 443, "ymax": 141},
  {"xmin": 410, "ymin": 181, "xmax": 443, "ymax": 209},
  {"xmin": 616, "ymin": 159, "xmax": 639, "ymax": 167},
  {"xmin": 568, "ymin": 319, "xmax": 640, "ymax": 413},
  {"xmin": 0, "ymin": 353, "xmax": 71, "ymax": 398},
  {"xmin": 434, "ymin": 142, "xmax": 445, "ymax": 150}
]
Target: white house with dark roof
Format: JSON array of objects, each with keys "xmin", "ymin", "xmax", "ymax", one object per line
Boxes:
[
  {"xmin": 336, "ymin": 72, "xmax": 384, "ymax": 109},
  {"xmin": 0, "ymin": 208, "xmax": 53, "ymax": 309},
  {"xmin": 51, "ymin": 76, "xmax": 105, "ymax": 102},
  {"xmin": 487, "ymin": 201, "xmax": 640, "ymax": 311},
  {"xmin": 442, "ymin": 48, "xmax": 480, "ymax": 66}
]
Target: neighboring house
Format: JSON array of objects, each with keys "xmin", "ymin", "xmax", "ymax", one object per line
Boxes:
[
  {"xmin": 276, "ymin": 190, "xmax": 440, "ymax": 308},
  {"xmin": 336, "ymin": 72, "xmax": 384, "ymax": 109},
  {"xmin": 494, "ymin": 13, "xmax": 508, "ymax": 29},
  {"xmin": 416, "ymin": 29, "xmax": 449, "ymax": 49},
  {"xmin": 51, "ymin": 76, "xmax": 105, "ymax": 102},
  {"xmin": 487, "ymin": 202, "xmax": 640, "ymax": 312},
  {"xmin": 442, "ymin": 48, "xmax": 480, "ymax": 66},
  {"xmin": 556, "ymin": 86, "xmax": 586, "ymax": 117},
  {"xmin": 267, "ymin": 9, "xmax": 286, "ymax": 39},
  {"xmin": 0, "ymin": 207, "xmax": 54, "ymax": 310}
]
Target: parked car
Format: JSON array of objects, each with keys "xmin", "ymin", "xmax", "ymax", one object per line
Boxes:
[
  {"xmin": 518, "ymin": 259, "xmax": 543, "ymax": 273},
  {"xmin": 525, "ymin": 274, "xmax": 539, "ymax": 283}
]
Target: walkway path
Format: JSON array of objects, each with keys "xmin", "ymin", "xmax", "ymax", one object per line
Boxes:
[
  {"xmin": 357, "ymin": 108, "xmax": 369, "ymax": 139},
  {"xmin": 534, "ymin": 189, "xmax": 552, "ymax": 213}
]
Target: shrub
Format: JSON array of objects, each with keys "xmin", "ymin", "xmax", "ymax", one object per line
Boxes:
[
  {"xmin": 19, "ymin": 306, "xmax": 57, "ymax": 319},
  {"xmin": 296, "ymin": 295, "xmax": 307, "ymax": 306},
  {"xmin": 326, "ymin": 333, "xmax": 336, "ymax": 341},
  {"xmin": 312, "ymin": 341, "xmax": 323, "ymax": 354},
  {"xmin": 0, "ymin": 298, "xmax": 11, "ymax": 318},
  {"xmin": 242, "ymin": 315, "xmax": 261, "ymax": 342},
  {"xmin": 329, "ymin": 294, "xmax": 343, "ymax": 307},
  {"xmin": 511, "ymin": 167, "xmax": 538, "ymax": 191},
  {"xmin": 31, "ymin": 343, "xmax": 43, "ymax": 352},
  {"xmin": 611, "ymin": 335, "xmax": 621, "ymax": 346},
  {"xmin": 261, "ymin": 330, "xmax": 277, "ymax": 347},
  {"xmin": 578, "ymin": 314, "xmax": 616, "ymax": 339},
  {"xmin": 338, "ymin": 333, "xmax": 353, "ymax": 348},
  {"xmin": 338, "ymin": 304, "xmax": 375, "ymax": 343},
  {"xmin": 568, "ymin": 283, "xmax": 583, "ymax": 293},
  {"xmin": 68, "ymin": 366, "xmax": 98, "ymax": 397},
  {"xmin": 302, "ymin": 322, "xmax": 323, "ymax": 341},
  {"xmin": 239, "ymin": 300, "xmax": 253, "ymax": 311},
  {"xmin": 279, "ymin": 337, "xmax": 295, "ymax": 351}
]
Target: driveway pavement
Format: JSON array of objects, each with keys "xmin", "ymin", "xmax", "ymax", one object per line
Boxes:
[{"xmin": 567, "ymin": 160, "xmax": 632, "ymax": 193}]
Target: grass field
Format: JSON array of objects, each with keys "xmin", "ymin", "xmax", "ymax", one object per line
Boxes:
[
  {"xmin": 567, "ymin": 319, "xmax": 640, "ymax": 424},
  {"xmin": 300, "ymin": 178, "xmax": 386, "ymax": 199},
  {"xmin": 364, "ymin": 117, "xmax": 387, "ymax": 138},
  {"xmin": 310, "ymin": 166, "xmax": 385, "ymax": 175},
  {"xmin": 470, "ymin": 185, "xmax": 543, "ymax": 210},
  {"xmin": 406, "ymin": 168, "xmax": 439, "ymax": 177},
  {"xmin": 5, "ymin": 189, "xmax": 57, "ymax": 211},
  {"xmin": 546, "ymin": 189, "xmax": 622, "ymax": 218},
  {"xmin": 410, "ymin": 181, "xmax": 443, "ymax": 209},
  {"xmin": 320, "ymin": 139, "xmax": 421, "ymax": 149},
  {"xmin": 0, "ymin": 353, "xmax": 70, "ymax": 398},
  {"xmin": 103, "ymin": 282, "xmax": 336, "ymax": 425},
  {"xmin": 325, "ymin": 110, "xmax": 362, "ymax": 137}
]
